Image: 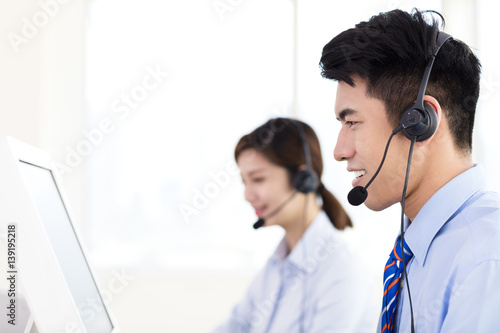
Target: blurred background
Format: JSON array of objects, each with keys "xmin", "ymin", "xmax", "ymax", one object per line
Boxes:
[{"xmin": 1, "ymin": 0, "xmax": 499, "ymax": 331}]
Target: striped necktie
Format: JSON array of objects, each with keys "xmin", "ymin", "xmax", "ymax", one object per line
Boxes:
[{"xmin": 381, "ymin": 235, "xmax": 413, "ymax": 333}]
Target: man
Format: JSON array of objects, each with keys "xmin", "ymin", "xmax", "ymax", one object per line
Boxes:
[{"xmin": 319, "ymin": 8, "xmax": 500, "ymax": 332}]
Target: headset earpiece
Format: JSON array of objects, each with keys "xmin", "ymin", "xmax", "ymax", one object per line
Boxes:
[
  {"xmin": 293, "ymin": 169, "xmax": 319, "ymax": 194},
  {"xmin": 290, "ymin": 119, "xmax": 319, "ymax": 194},
  {"xmin": 400, "ymin": 102, "xmax": 438, "ymax": 142}
]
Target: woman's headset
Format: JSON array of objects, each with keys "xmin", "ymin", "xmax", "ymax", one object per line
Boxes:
[{"xmin": 289, "ymin": 119, "xmax": 319, "ymax": 193}]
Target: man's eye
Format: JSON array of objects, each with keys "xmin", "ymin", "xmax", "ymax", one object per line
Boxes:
[
  {"xmin": 253, "ymin": 177, "xmax": 264, "ymax": 183},
  {"xmin": 345, "ymin": 121, "xmax": 356, "ymax": 127}
]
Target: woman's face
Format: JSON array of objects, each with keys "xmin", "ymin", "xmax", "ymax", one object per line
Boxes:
[{"xmin": 237, "ymin": 149, "xmax": 296, "ymax": 227}]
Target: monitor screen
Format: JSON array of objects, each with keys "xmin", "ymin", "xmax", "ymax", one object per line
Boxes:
[{"xmin": 18, "ymin": 161, "xmax": 113, "ymax": 333}]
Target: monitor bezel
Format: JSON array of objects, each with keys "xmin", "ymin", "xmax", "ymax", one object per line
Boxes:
[{"xmin": 0, "ymin": 136, "xmax": 120, "ymax": 333}]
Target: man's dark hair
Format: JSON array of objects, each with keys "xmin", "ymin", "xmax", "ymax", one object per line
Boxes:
[{"xmin": 319, "ymin": 8, "xmax": 481, "ymax": 152}]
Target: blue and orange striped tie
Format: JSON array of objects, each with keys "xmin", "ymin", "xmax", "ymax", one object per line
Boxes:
[{"xmin": 381, "ymin": 235, "xmax": 413, "ymax": 333}]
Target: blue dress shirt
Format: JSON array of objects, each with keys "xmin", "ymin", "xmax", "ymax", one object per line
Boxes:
[
  {"xmin": 214, "ymin": 210, "xmax": 378, "ymax": 333},
  {"xmin": 382, "ymin": 165, "xmax": 500, "ymax": 332}
]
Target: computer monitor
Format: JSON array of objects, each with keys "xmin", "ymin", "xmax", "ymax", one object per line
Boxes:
[{"xmin": 0, "ymin": 137, "xmax": 119, "ymax": 333}]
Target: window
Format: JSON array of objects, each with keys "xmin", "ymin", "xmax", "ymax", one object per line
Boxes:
[{"xmin": 85, "ymin": 0, "xmax": 293, "ymax": 271}]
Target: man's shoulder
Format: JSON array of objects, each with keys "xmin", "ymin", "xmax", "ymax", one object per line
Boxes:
[
  {"xmin": 466, "ymin": 188, "xmax": 500, "ymax": 211},
  {"xmin": 427, "ymin": 189, "xmax": 500, "ymax": 267},
  {"xmin": 461, "ymin": 189, "xmax": 500, "ymax": 231},
  {"xmin": 451, "ymin": 189, "xmax": 500, "ymax": 267}
]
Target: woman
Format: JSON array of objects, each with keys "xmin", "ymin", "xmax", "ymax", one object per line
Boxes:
[{"xmin": 214, "ymin": 118, "xmax": 377, "ymax": 333}]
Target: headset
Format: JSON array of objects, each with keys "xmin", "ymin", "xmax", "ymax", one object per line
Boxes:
[
  {"xmin": 290, "ymin": 119, "xmax": 319, "ymax": 194},
  {"xmin": 289, "ymin": 118, "xmax": 318, "ymax": 333},
  {"xmin": 382, "ymin": 31, "xmax": 451, "ymax": 333},
  {"xmin": 399, "ymin": 30, "xmax": 451, "ymax": 333},
  {"xmin": 399, "ymin": 31, "xmax": 451, "ymax": 142}
]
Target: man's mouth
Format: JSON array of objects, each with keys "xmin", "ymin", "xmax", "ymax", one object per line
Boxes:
[
  {"xmin": 351, "ymin": 170, "xmax": 366, "ymax": 187},
  {"xmin": 354, "ymin": 170, "xmax": 366, "ymax": 179}
]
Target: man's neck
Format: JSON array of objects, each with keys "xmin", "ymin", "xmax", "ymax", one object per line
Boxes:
[{"xmin": 404, "ymin": 154, "xmax": 473, "ymax": 222}]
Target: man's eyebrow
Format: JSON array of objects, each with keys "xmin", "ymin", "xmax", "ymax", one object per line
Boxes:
[{"xmin": 337, "ymin": 108, "xmax": 357, "ymax": 122}]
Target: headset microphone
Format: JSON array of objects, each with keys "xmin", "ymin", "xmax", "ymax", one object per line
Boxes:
[
  {"xmin": 348, "ymin": 126, "xmax": 402, "ymax": 206},
  {"xmin": 347, "ymin": 187, "xmax": 367, "ymax": 206},
  {"xmin": 253, "ymin": 218, "xmax": 265, "ymax": 229},
  {"xmin": 253, "ymin": 191, "xmax": 298, "ymax": 229}
]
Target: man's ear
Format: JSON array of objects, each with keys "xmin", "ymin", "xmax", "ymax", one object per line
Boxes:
[
  {"xmin": 424, "ymin": 94, "xmax": 442, "ymax": 135},
  {"xmin": 423, "ymin": 95, "xmax": 442, "ymax": 121}
]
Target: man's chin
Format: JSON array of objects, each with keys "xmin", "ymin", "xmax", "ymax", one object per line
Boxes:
[{"xmin": 364, "ymin": 197, "xmax": 395, "ymax": 212}]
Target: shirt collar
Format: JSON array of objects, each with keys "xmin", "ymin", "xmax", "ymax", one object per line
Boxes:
[
  {"xmin": 405, "ymin": 164, "xmax": 486, "ymax": 267},
  {"xmin": 270, "ymin": 210, "xmax": 335, "ymax": 273}
]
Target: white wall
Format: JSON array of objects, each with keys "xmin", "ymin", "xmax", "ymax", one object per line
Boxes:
[{"xmin": 0, "ymin": 0, "xmax": 86, "ymax": 227}]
